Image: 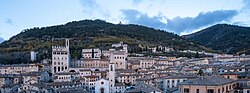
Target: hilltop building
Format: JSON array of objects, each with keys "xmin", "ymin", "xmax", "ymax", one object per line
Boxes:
[
  {"xmin": 51, "ymin": 39, "xmax": 70, "ymax": 74},
  {"xmin": 82, "ymin": 48, "xmax": 101, "ymax": 59}
]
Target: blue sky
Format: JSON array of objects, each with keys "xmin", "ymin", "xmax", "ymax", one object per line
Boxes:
[{"xmin": 0, "ymin": 0, "xmax": 250, "ymax": 43}]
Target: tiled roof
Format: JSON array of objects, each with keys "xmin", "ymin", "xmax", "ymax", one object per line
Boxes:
[
  {"xmin": 166, "ymin": 87, "xmax": 178, "ymax": 93},
  {"xmin": 238, "ymin": 71, "xmax": 250, "ymax": 77},
  {"xmin": 220, "ymin": 71, "xmax": 238, "ymax": 75},
  {"xmin": 127, "ymin": 83, "xmax": 161, "ymax": 93},
  {"xmin": 179, "ymin": 76, "xmax": 234, "ymax": 86},
  {"xmin": 162, "ymin": 74, "xmax": 199, "ymax": 79},
  {"xmin": 115, "ymin": 82, "xmax": 125, "ymax": 86}
]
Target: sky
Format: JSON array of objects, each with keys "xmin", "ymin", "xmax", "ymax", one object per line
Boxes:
[{"xmin": 0, "ymin": 0, "xmax": 250, "ymax": 43}]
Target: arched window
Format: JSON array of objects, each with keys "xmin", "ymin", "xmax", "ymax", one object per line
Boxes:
[
  {"xmin": 111, "ymin": 65, "xmax": 113, "ymax": 71},
  {"xmin": 100, "ymin": 88, "xmax": 104, "ymax": 93}
]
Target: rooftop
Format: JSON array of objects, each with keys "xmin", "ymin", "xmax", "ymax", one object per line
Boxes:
[
  {"xmin": 220, "ymin": 71, "xmax": 238, "ymax": 75},
  {"xmin": 179, "ymin": 76, "xmax": 234, "ymax": 86},
  {"xmin": 127, "ymin": 83, "xmax": 161, "ymax": 93}
]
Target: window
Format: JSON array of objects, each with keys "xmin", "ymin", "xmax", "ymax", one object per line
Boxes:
[
  {"xmin": 207, "ymin": 89, "xmax": 214, "ymax": 93},
  {"xmin": 196, "ymin": 89, "xmax": 199, "ymax": 93},
  {"xmin": 218, "ymin": 89, "xmax": 220, "ymax": 93},
  {"xmin": 54, "ymin": 67, "xmax": 56, "ymax": 73},
  {"xmin": 184, "ymin": 88, "xmax": 189, "ymax": 93},
  {"xmin": 58, "ymin": 67, "xmax": 60, "ymax": 72}
]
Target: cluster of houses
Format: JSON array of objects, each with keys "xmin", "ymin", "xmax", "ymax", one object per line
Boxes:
[{"xmin": 0, "ymin": 39, "xmax": 250, "ymax": 93}]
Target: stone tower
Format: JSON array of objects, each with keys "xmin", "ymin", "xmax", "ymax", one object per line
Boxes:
[
  {"xmin": 109, "ymin": 52, "xmax": 115, "ymax": 93},
  {"xmin": 51, "ymin": 39, "xmax": 70, "ymax": 74}
]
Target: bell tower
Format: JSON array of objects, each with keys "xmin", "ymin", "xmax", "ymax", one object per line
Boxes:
[{"xmin": 109, "ymin": 52, "xmax": 115, "ymax": 93}]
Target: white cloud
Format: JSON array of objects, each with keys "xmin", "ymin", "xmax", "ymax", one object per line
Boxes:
[{"xmin": 121, "ymin": 9, "xmax": 237, "ymax": 34}]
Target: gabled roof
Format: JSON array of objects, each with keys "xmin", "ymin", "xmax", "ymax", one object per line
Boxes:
[
  {"xmin": 220, "ymin": 71, "xmax": 238, "ymax": 75},
  {"xmin": 179, "ymin": 76, "xmax": 234, "ymax": 86}
]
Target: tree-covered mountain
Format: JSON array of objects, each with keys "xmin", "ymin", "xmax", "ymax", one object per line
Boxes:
[
  {"xmin": 0, "ymin": 19, "xmax": 213, "ymax": 64},
  {"xmin": 184, "ymin": 24, "xmax": 250, "ymax": 54}
]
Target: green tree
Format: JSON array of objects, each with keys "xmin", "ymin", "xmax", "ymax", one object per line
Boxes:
[
  {"xmin": 195, "ymin": 52, "xmax": 199, "ymax": 58},
  {"xmin": 197, "ymin": 69, "xmax": 204, "ymax": 76}
]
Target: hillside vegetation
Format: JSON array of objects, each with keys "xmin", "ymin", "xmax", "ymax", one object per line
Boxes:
[
  {"xmin": 0, "ymin": 19, "xmax": 213, "ymax": 64},
  {"xmin": 184, "ymin": 24, "xmax": 250, "ymax": 54}
]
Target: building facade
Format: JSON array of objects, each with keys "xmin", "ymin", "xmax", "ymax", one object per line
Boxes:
[{"xmin": 51, "ymin": 39, "xmax": 70, "ymax": 74}]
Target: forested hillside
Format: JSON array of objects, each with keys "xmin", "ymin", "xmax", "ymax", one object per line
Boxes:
[
  {"xmin": 184, "ymin": 24, "xmax": 250, "ymax": 54},
  {"xmin": 0, "ymin": 19, "xmax": 212, "ymax": 64}
]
